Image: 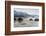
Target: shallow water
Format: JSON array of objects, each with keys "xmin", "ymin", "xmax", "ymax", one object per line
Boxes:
[{"xmin": 14, "ymin": 21, "xmax": 39, "ymax": 27}]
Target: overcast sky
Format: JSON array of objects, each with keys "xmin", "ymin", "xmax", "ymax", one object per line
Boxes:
[{"xmin": 14, "ymin": 8, "xmax": 39, "ymax": 15}]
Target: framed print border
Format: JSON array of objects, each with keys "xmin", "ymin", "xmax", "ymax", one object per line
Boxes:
[{"xmin": 5, "ymin": 1, "xmax": 45, "ymax": 35}]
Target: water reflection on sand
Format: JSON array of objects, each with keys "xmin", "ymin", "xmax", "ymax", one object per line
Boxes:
[{"xmin": 14, "ymin": 21, "xmax": 39, "ymax": 27}]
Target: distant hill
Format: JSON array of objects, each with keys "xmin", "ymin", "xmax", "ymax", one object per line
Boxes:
[{"xmin": 14, "ymin": 11, "xmax": 39, "ymax": 18}]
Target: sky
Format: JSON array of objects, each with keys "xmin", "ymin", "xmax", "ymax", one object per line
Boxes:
[{"xmin": 14, "ymin": 8, "xmax": 39, "ymax": 15}]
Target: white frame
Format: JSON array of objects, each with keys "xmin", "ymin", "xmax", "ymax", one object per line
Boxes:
[{"xmin": 11, "ymin": 5, "xmax": 42, "ymax": 31}]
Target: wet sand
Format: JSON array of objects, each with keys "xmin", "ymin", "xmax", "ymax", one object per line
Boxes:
[{"xmin": 14, "ymin": 21, "xmax": 39, "ymax": 27}]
